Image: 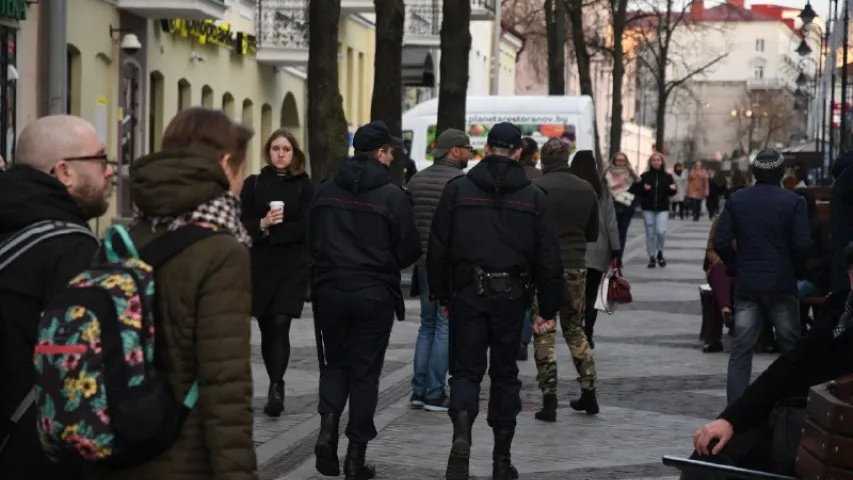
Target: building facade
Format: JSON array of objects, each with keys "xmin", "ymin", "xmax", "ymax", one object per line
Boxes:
[{"xmin": 0, "ymin": 0, "xmax": 38, "ymax": 166}]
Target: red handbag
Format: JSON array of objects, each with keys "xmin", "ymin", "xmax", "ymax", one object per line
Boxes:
[{"xmin": 599, "ymin": 259, "xmax": 632, "ymax": 313}]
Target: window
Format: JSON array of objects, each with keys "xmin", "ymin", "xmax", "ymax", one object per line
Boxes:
[
  {"xmin": 755, "ymin": 38, "xmax": 765, "ymax": 52},
  {"xmin": 753, "ymin": 66, "xmax": 764, "ymax": 80}
]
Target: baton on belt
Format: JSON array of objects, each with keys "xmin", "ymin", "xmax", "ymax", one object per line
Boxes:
[{"xmin": 310, "ymin": 266, "xmax": 326, "ymax": 373}]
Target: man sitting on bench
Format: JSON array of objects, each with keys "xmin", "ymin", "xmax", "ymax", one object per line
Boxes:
[{"xmin": 685, "ymin": 242, "xmax": 853, "ymax": 478}]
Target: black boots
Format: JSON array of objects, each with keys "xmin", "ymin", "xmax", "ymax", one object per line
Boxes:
[
  {"xmin": 264, "ymin": 381, "xmax": 284, "ymax": 417},
  {"xmin": 492, "ymin": 428, "xmax": 519, "ymax": 480},
  {"xmin": 534, "ymin": 393, "xmax": 557, "ymax": 422},
  {"xmin": 657, "ymin": 251, "xmax": 667, "ymax": 268},
  {"xmin": 647, "ymin": 256, "xmax": 656, "ymax": 268},
  {"xmin": 314, "ymin": 413, "xmax": 340, "ymax": 476},
  {"xmin": 446, "ymin": 410, "xmax": 474, "ymax": 480},
  {"xmin": 344, "ymin": 442, "xmax": 376, "ymax": 480},
  {"xmin": 570, "ymin": 388, "xmax": 600, "ymax": 414}
]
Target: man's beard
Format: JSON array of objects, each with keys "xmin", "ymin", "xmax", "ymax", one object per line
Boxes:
[{"xmin": 73, "ymin": 180, "xmax": 110, "ymax": 220}]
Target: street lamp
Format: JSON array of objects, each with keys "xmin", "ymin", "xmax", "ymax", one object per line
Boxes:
[
  {"xmin": 800, "ymin": 2, "xmax": 817, "ymax": 26},
  {"xmin": 796, "ymin": 38, "xmax": 813, "ymax": 56}
]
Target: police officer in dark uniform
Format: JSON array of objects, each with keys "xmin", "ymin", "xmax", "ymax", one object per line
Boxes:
[
  {"xmin": 426, "ymin": 122, "xmax": 564, "ymax": 480},
  {"xmin": 309, "ymin": 120, "xmax": 421, "ymax": 479}
]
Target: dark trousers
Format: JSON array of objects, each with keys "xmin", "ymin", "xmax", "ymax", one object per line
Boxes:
[
  {"xmin": 584, "ymin": 268, "xmax": 604, "ymax": 342},
  {"xmin": 671, "ymin": 200, "xmax": 686, "ymax": 219},
  {"xmin": 707, "ymin": 196, "xmax": 720, "ymax": 219},
  {"xmin": 316, "ymin": 284, "xmax": 395, "ymax": 443},
  {"xmin": 448, "ymin": 285, "xmax": 526, "ymax": 430},
  {"xmin": 690, "ymin": 198, "xmax": 703, "ymax": 221},
  {"xmin": 613, "ymin": 203, "xmax": 635, "ymax": 258}
]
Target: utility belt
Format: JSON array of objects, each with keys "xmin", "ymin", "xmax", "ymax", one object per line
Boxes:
[{"xmin": 455, "ymin": 266, "xmax": 534, "ymax": 297}]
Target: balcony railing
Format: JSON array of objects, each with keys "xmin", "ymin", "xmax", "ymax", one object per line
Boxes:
[
  {"xmin": 256, "ymin": 0, "xmax": 309, "ymax": 66},
  {"xmin": 405, "ymin": 2, "xmax": 440, "ymax": 47},
  {"xmin": 470, "ymin": 0, "xmax": 496, "ymax": 20}
]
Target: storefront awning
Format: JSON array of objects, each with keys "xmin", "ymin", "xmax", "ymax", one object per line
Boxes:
[{"xmin": 402, "ymin": 47, "xmax": 435, "ymax": 88}]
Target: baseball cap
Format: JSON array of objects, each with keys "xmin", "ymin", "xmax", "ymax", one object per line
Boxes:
[
  {"xmin": 352, "ymin": 120, "xmax": 404, "ymax": 152},
  {"xmin": 487, "ymin": 122, "xmax": 523, "ymax": 150},
  {"xmin": 431, "ymin": 129, "xmax": 470, "ymax": 159}
]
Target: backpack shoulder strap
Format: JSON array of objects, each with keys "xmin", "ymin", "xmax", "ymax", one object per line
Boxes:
[
  {"xmin": 138, "ymin": 224, "xmax": 223, "ymax": 268},
  {"xmin": 0, "ymin": 220, "xmax": 98, "ymax": 273}
]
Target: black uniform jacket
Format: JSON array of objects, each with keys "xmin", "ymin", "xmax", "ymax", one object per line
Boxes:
[
  {"xmin": 425, "ymin": 155, "xmax": 564, "ymax": 320},
  {"xmin": 307, "ymin": 155, "xmax": 421, "ymax": 291}
]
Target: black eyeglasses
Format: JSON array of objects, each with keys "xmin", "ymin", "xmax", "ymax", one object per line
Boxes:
[{"xmin": 62, "ymin": 153, "xmax": 117, "ymax": 171}]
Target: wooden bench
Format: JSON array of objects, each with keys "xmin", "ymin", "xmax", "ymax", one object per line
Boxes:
[{"xmin": 796, "ymin": 374, "xmax": 853, "ymax": 479}]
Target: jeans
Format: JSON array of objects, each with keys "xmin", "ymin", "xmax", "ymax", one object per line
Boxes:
[
  {"xmin": 412, "ymin": 268, "xmax": 449, "ymax": 400},
  {"xmin": 613, "ymin": 202, "xmax": 635, "ymax": 257},
  {"xmin": 521, "ymin": 309, "xmax": 532, "ymax": 344},
  {"xmin": 726, "ymin": 293, "xmax": 800, "ymax": 404},
  {"xmin": 642, "ymin": 210, "xmax": 668, "ymax": 257},
  {"xmin": 690, "ymin": 198, "xmax": 703, "ymax": 221}
]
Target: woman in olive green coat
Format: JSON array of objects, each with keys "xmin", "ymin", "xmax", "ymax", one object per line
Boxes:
[{"xmin": 86, "ymin": 107, "xmax": 258, "ymax": 479}]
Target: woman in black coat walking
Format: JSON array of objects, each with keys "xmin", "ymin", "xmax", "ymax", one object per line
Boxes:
[{"xmin": 241, "ymin": 129, "xmax": 314, "ymax": 417}]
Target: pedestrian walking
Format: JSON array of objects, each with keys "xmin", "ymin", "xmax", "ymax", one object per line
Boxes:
[
  {"xmin": 426, "ymin": 122, "xmax": 563, "ymax": 480},
  {"xmin": 671, "ymin": 163, "xmax": 687, "ymax": 219},
  {"xmin": 604, "ymin": 152, "xmax": 639, "ymax": 259},
  {"xmin": 714, "ymin": 148, "xmax": 812, "ymax": 404},
  {"xmin": 0, "ymin": 115, "xmax": 113, "ymax": 480},
  {"xmin": 83, "ymin": 106, "xmax": 258, "ymax": 479},
  {"xmin": 630, "ymin": 153, "xmax": 677, "ymax": 268},
  {"xmin": 241, "ymin": 129, "xmax": 314, "ymax": 417},
  {"xmin": 518, "ymin": 136, "xmax": 541, "ymax": 361},
  {"xmin": 310, "ymin": 120, "xmax": 421, "ymax": 479},
  {"xmin": 570, "ymin": 152, "xmax": 621, "ymax": 349},
  {"xmin": 686, "ymin": 162, "xmax": 709, "ymax": 221},
  {"xmin": 407, "ymin": 128, "xmax": 470, "ymax": 412},
  {"xmin": 530, "ymin": 146, "xmax": 600, "ymax": 421},
  {"xmin": 707, "ymin": 170, "xmax": 727, "ymax": 219}
]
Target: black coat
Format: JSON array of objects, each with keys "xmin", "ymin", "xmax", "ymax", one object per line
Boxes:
[
  {"xmin": 629, "ymin": 169, "xmax": 676, "ymax": 212},
  {"xmin": 308, "ymin": 156, "xmax": 421, "ymax": 292},
  {"xmin": 241, "ymin": 166, "xmax": 314, "ymax": 319},
  {"xmin": 831, "ymin": 152, "xmax": 853, "ymax": 292},
  {"xmin": 0, "ymin": 166, "xmax": 98, "ymax": 479},
  {"xmin": 719, "ymin": 291, "xmax": 853, "ymax": 432}
]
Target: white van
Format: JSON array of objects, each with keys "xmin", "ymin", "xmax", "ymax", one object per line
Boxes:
[{"xmin": 402, "ymin": 95, "xmax": 596, "ymax": 171}]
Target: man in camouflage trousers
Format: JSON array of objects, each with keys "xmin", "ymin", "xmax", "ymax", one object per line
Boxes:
[{"xmin": 531, "ymin": 144, "xmax": 601, "ymax": 420}]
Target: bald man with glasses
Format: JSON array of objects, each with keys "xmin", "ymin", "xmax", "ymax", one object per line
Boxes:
[{"xmin": 0, "ymin": 115, "xmax": 114, "ymax": 479}]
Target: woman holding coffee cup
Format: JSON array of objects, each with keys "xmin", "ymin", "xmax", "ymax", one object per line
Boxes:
[{"xmin": 241, "ymin": 129, "xmax": 314, "ymax": 417}]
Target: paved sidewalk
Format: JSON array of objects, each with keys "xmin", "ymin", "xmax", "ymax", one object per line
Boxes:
[{"xmin": 252, "ymin": 217, "xmax": 776, "ymax": 479}]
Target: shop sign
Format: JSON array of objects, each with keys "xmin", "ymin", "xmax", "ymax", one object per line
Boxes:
[
  {"xmin": 160, "ymin": 19, "xmax": 256, "ymax": 56},
  {"xmin": 0, "ymin": 0, "xmax": 28, "ymax": 21}
]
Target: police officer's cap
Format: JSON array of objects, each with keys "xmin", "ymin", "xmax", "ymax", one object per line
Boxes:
[
  {"xmin": 353, "ymin": 120, "xmax": 404, "ymax": 151},
  {"xmin": 487, "ymin": 122, "xmax": 523, "ymax": 150}
]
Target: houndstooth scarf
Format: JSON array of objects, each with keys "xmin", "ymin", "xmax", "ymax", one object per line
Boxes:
[
  {"xmin": 136, "ymin": 191, "xmax": 252, "ymax": 248},
  {"xmin": 833, "ymin": 292, "xmax": 853, "ymax": 339}
]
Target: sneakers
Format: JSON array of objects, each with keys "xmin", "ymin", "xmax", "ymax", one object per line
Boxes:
[
  {"xmin": 647, "ymin": 256, "xmax": 656, "ymax": 268},
  {"xmin": 657, "ymin": 251, "xmax": 667, "ymax": 268},
  {"xmin": 423, "ymin": 395, "xmax": 450, "ymax": 412},
  {"xmin": 409, "ymin": 393, "xmax": 424, "ymax": 409}
]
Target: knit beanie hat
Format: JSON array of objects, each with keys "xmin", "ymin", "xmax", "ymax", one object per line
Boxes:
[{"xmin": 751, "ymin": 148, "xmax": 786, "ymax": 184}]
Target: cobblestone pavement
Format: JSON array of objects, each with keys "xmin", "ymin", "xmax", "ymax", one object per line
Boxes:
[{"xmin": 251, "ymin": 216, "xmax": 776, "ymax": 479}]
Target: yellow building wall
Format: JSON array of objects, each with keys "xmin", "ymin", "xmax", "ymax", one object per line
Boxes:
[
  {"xmin": 147, "ymin": 9, "xmax": 306, "ymax": 177},
  {"xmin": 67, "ymin": 0, "xmax": 121, "ymax": 234},
  {"xmin": 338, "ymin": 16, "xmax": 376, "ymax": 133}
]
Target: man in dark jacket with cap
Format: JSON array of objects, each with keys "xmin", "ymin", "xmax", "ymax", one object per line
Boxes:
[
  {"xmin": 427, "ymin": 122, "xmax": 564, "ymax": 480},
  {"xmin": 713, "ymin": 148, "xmax": 812, "ymax": 405},
  {"xmin": 309, "ymin": 120, "xmax": 421, "ymax": 479}
]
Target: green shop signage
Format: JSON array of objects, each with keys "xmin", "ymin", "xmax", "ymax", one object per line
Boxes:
[{"xmin": 0, "ymin": 0, "xmax": 27, "ymax": 21}]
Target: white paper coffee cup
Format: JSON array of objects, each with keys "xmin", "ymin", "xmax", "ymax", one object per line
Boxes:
[{"xmin": 269, "ymin": 201, "xmax": 284, "ymax": 223}]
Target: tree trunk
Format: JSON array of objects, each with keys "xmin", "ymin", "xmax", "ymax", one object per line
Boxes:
[
  {"xmin": 608, "ymin": 0, "xmax": 629, "ymax": 157},
  {"xmin": 654, "ymin": 60, "xmax": 668, "ymax": 153},
  {"xmin": 372, "ymin": 0, "xmax": 406, "ymax": 184},
  {"xmin": 545, "ymin": 0, "xmax": 565, "ymax": 95},
  {"xmin": 307, "ymin": 0, "xmax": 349, "ymax": 181},
  {"xmin": 436, "ymin": 0, "xmax": 471, "ymax": 135},
  {"xmin": 565, "ymin": 0, "xmax": 603, "ymax": 168}
]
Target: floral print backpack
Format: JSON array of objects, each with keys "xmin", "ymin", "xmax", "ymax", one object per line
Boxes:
[{"xmin": 33, "ymin": 224, "xmax": 219, "ymax": 467}]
